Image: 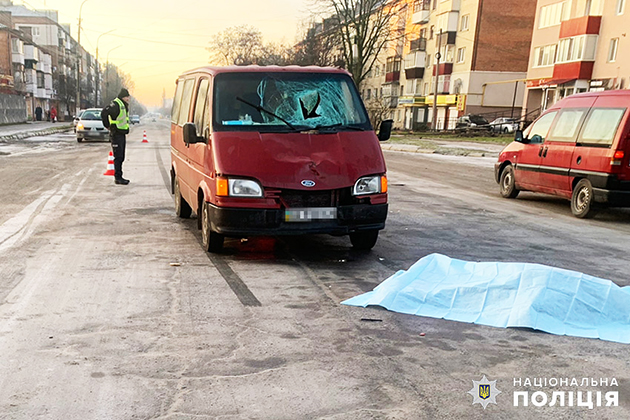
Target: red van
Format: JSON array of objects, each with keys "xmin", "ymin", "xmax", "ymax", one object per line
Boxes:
[
  {"xmin": 495, "ymin": 90, "xmax": 630, "ymax": 218},
  {"xmin": 170, "ymin": 66, "xmax": 392, "ymax": 252}
]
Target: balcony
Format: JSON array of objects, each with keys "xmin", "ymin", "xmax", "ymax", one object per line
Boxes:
[
  {"xmin": 410, "ymin": 38, "xmax": 427, "ymax": 52},
  {"xmin": 553, "ymin": 61, "xmax": 594, "ymax": 81},
  {"xmin": 24, "ymin": 45, "xmax": 39, "ymax": 62},
  {"xmin": 385, "ymin": 57, "xmax": 402, "ymax": 83},
  {"xmin": 405, "ymin": 51, "xmax": 426, "ymax": 79},
  {"xmin": 559, "ymin": 16, "xmax": 601, "ymax": 38},
  {"xmin": 432, "ymin": 63, "xmax": 453, "ymax": 76},
  {"xmin": 412, "ymin": 0, "xmax": 430, "ymax": 24},
  {"xmin": 12, "ymin": 52, "xmax": 25, "ymax": 65},
  {"xmin": 439, "ymin": 0, "xmax": 461, "ymax": 12}
]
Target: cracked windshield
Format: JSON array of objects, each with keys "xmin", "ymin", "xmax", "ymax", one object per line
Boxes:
[{"xmin": 0, "ymin": 0, "xmax": 629, "ymax": 418}]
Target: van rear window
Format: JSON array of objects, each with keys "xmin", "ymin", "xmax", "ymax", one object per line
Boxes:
[
  {"xmin": 212, "ymin": 72, "xmax": 371, "ymax": 132},
  {"xmin": 578, "ymin": 108, "xmax": 626, "ymax": 146}
]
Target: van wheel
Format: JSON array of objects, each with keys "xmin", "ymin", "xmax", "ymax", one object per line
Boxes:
[
  {"xmin": 571, "ymin": 179, "xmax": 597, "ymax": 218},
  {"xmin": 350, "ymin": 230, "xmax": 379, "ymax": 250},
  {"xmin": 77, "ymin": 137, "xmax": 83, "ymax": 143},
  {"xmin": 174, "ymin": 177, "xmax": 192, "ymax": 218},
  {"xmin": 201, "ymin": 201, "xmax": 224, "ymax": 253},
  {"xmin": 499, "ymin": 165, "xmax": 520, "ymax": 198}
]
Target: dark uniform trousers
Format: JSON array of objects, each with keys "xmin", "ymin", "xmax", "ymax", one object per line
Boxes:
[{"xmin": 110, "ymin": 132, "xmax": 126, "ymax": 180}]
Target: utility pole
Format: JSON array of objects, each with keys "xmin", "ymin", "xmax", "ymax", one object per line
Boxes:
[
  {"xmin": 95, "ymin": 29, "xmax": 114, "ymax": 106},
  {"xmin": 431, "ymin": 29, "xmax": 442, "ymax": 131},
  {"xmin": 76, "ymin": 0, "xmax": 89, "ymax": 114}
]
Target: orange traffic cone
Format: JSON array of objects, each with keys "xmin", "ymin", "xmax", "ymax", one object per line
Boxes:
[
  {"xmin": 142, "ymin": 130, "xmax": 148, "ymax": 143},
  {"xmin": 103, "ymin": 151, "xmax": 115, "ymax": 176}
]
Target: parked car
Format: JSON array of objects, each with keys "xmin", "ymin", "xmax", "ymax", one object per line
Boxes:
[
  {"xmin": 76, "ymin": 108, "xmax": 108, "ymax": 142},
  {"xmin": 495, "ymin": 90, "xmax": 630, "ymax": 218},
  {"xmin": 171, "ymin": 66, "xmax": 392, "ymax": 252},
  {"xmin": 456, "ymin": 114, "xmax": 490, "ymax": 130},
  {"xmin": 72, "ymin": 109, "xmax": 85, "ymax": 133},
  {"xmin": 130, "ymin": 114, "xmax": 140, "ymax": 124},
  {"xmin": 490, "ymin": 117, "xmax": 519, "ymax": 134}
]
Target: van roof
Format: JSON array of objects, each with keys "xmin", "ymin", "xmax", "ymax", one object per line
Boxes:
[
  {"xmin": 178, "ymin": 65, "xmax": 352, "ymax": 79},
  {"xmin": 549, "ymin": 89, "xmax": 630, "ymax": 110},
  {"xmin": 561, "ymin": 90, "xmax": 630, "ymax": 99}
]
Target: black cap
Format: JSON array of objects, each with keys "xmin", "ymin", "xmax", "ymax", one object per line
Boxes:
[{"xmin": 118, "ymin": 88, "xmax": 130, "ymax": 98}]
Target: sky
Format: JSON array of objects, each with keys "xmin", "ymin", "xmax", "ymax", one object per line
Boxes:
[{"xmin": 18, "ymin": 0, "xmax": 313, "ymax": 108}]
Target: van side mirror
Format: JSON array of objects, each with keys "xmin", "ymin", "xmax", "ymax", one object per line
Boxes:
[
  {"xmin": 378, "ymin": 119, "xmax": 393, "ymax": 141},
  {"xmin": 183, "ymin": 122, "xmax": 205, "ymax": 145},
  {"xmin": 514, "ymin": 130, "xmax": 525, "ymax": 143}
]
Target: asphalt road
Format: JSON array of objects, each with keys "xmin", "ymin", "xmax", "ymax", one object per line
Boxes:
[{"xmin": 0, "ymin": 121, "xmax": 628, "ymax": 419}]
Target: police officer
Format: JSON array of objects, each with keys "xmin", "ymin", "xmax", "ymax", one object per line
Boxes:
[{"xmin": 102, "ymin": 88, "xmax": 131, "ymax": 185}]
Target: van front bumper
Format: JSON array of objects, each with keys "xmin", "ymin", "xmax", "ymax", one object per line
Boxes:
[{"xmin": 207, "ymin": 203, "xmax": 388, "ymax": 237}]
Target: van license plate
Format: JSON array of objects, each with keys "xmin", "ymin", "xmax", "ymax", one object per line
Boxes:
[{"xmin": 285, "ymin": 207, "xmax": 337, "ymax": 222}]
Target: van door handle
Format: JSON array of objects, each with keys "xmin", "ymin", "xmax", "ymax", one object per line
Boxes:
[
  {"xmin": 538, "ymin": 146, "xmax": 544, "ymax": 157},
  {"xmin": 543, "ymin": 147, "xmax": 548, "ymax": 158}
]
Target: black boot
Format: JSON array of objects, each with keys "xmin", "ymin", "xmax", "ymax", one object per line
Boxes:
[{"xmin": 115, "ymin": 178, "xmax": 130, "ymax": 185}]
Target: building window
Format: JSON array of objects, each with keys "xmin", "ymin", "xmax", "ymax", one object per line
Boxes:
[
  {"xmin": 460, "ymin": 15, "xmax": 469, "ymax": 31},
  {"xmin": 533, "ymin": 44, "xmax": 557, "ymax": 67},
  {"xmin": 426, "ymin": 54, "xmax": 431, "ymax": 67},
  {"xmin": 617, "ymin": 0, "xmax": 626, "ymax": 14},
  {"xmin": 456, "ymin": 47, "xmax": 466, "ymax": 63},
  {"xmin": 556, "ymin": 35, "xmax": 597, "ymax": 63},
  {"xmin": 429, "ymin": 26, "xmax": 434, "ymax": 39},
  {"xmin": 585, "ymin": 0, "xmax": 604, "ymax": 15},
  {"xmin": 539, "ymin": 1, "xmax": 571, "ymax": 29},
  {"xmin": 608, "ymin": 38, "xmax": 619, "ymax": 62},
  {"xmin": 32, "ymin": 27, "xmax": 40, "ymax": 36}
]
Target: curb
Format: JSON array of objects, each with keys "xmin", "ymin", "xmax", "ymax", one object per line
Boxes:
[
  {"xmin": 0, "ymin": 125, "xmax": 73, "ymax": 143},
  {"xmin": 380, "ymin": 143, "xmax": 498, "ymax": 158}
]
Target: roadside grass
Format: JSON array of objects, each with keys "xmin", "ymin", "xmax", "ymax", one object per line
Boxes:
[{"xmin": 387, "ymin": 132, "xmax": 515, "ymax": 146}]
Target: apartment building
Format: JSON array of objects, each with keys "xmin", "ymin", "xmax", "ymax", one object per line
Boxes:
[
  {"xmin": 0, "ymin": 0, "xmax": 99, "ymax": 121},
  {"xmin": 524, "ymin": 0, "xmax": 629, "ymax": 116},
  {"xmin": 362, "ymin": 0, "xmax": 537, "ymax": 130}
]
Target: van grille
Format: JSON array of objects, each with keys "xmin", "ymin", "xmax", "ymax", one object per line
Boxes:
[{"xmin": 278, "ymin": 188, "xmax": 360, "ymax": 208}]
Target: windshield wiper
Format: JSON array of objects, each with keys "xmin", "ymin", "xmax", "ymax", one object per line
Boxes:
[
  {"xmin": 236, "ymin": 97, "xmax": 297, "ymax": 131},
  {"xmin": 300, "ymin": 123, "xmax": 365, "ymax": 133}
]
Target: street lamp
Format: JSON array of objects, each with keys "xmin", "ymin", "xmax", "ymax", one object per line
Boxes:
[
  {"xmin": 95, "ymin": 29, "xmax": 115, "ymax": 106},
  {"xmin": 104, "ymin": 45, "xmax": 121, "ymax": 103},
  {"xmin": 76, "ymin": 0, "xmax": 90, "ymax": 114}
]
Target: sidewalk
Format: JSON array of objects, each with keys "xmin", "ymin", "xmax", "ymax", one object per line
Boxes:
[{"xmin": 0, "ymin": 121, "xmax": 73, "ymax": 142}]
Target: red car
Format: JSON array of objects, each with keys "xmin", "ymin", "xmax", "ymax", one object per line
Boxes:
[
  {"xmin": 495, "ymin": 90, "xmax": 630, "ymax": 218},
  {"xmin": 170, "ymin": 66, "xmax": 392, "ymax": 252}
]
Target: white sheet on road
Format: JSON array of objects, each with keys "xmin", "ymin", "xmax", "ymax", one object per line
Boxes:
[{"xmin": 343, "ymin": 253, "xmax": 630, "ymax": 344}]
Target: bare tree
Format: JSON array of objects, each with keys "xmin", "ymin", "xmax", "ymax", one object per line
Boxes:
[
  {"xmin": 208, "ymin": 25, "xmax": 265, "ymax": 66},
  {"xmin": 364, "ymin": 96, "xmax": 391, "ymax": 129},
  {"xmin": 292, "ymin": 20, "xmax": 340, "ymax": 67},
  {"xmin": 324, "ymin": 0, "xmax": 405, "ymax": 87}
]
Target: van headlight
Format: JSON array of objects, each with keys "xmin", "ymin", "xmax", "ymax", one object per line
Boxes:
[
  {"xmin": 229, "ymin": 179, "xmax": 263, "ymax": 197},
  {"xmin": 353, "ymin": 175, "xmax": 387, "ymax": 196}
]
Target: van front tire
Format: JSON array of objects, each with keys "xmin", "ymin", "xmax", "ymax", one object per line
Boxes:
[
  {"xmin": 201, "ymin": 201, "xmax": 224, "ymax": 253},
  {"xmin": 350, "ymin": 230, "xmax": 379, "ymax": 250},
  {"xmin": 174, "ymin": 177, "xmax": 192, "ymax": 219},
  {"xmin": 571, "ymin": 179, "xmax": 597, "ymax": 219}
]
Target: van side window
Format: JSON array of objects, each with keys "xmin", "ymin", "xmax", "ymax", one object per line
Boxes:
[
  {"xmin": 171, "ymin": 81, "xmax": 185, "ymax": 124},
  {"xmin": 525, "ymin": 111, "xmax": 557, "ymax": 143},
  {"xmin": 193, "ymin": 79, "xmax": 210, "ymax": 137},
  {"xmin": 177, "ymin": 78, "xmax": 195, "ymax": 126},
  {"xmin": 578, "ymin": 108, "xmax": 626, "ymax": 146},
  {"xmin": 548, "ymin": 109, "xmax": 587, "ymax": 142}
]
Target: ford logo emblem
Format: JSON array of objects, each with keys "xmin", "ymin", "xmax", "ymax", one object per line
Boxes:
[{"xmin": 301, "ymin": 180, "xmax": 316, "ymax": 188}]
